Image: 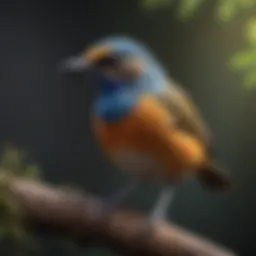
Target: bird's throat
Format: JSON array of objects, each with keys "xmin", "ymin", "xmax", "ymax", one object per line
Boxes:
[{"xmin": 94, "ymin": 88, "xmax": 140, "ymax": 123}]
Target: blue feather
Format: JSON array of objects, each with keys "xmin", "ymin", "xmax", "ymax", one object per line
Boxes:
[{"xmin": 92, "ymin": 36, "xmax": 168, "ymax": 123}]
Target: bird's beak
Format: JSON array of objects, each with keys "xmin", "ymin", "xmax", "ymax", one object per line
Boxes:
[
  {"xmin": 59, "ymin": 55, "xmax": 91, "ymax": 74},
  {"xmin": 59, "ymin": 46, "xmax": 111, "ymax": 74}
]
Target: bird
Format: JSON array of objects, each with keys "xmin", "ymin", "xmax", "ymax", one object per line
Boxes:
[{"xmin": 59, "ymin": 36, "xmax": 231, "ymax": 222}]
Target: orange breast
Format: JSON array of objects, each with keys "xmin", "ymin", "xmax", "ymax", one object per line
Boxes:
[{"xmin": 93, "ymin": 95, "xmax": 208, "ymax": 182}]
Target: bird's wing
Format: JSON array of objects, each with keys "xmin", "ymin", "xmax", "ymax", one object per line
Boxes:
[{"xmin": 154, "ymin": 80, "xmax": 212, "ymax": 154}]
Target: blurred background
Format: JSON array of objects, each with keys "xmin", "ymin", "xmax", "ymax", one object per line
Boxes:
[{"xmin": 0, "ymin": 0, "xmax": 255, "ymax": 255}]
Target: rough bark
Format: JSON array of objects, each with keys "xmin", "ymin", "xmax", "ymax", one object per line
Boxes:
[{"xmin": 8, "ymin": 178, "xmax": 236, "ymax": 256}]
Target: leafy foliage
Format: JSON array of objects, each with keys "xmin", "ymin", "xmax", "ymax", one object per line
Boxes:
[
  {"xmin": 141, "ymin": 0, "xmax": 256, "ymax": 88},
  {"xmin": 0, "ymin": 143, "xmax": 42, "ymax": 243},
  {"xmin": 141, "ymin": 0, "xmax": 206, "ymax": 21},
  {"xmin": 142, "ymin": 0, "xmax": 256, "ymax": 21},
  {"xmin": 229, "ymin": 18, "xmax": 256, "ymax": 88}
]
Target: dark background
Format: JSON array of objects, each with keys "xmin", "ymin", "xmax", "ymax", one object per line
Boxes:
[{"xmin": 0, "ymin": 1, "xmax": 254, "ymax": 255}]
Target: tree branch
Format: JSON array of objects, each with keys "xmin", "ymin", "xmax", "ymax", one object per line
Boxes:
[{"xmin": 9, "ymin": 177, "xmax": 236, "ymax": 256}]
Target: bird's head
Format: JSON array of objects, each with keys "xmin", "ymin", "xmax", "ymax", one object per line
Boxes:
[{"xmin": 60, "ymin": 36, "xmax": 164, "ymax": 93}]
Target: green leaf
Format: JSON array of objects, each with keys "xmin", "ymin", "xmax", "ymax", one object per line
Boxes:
[
  {"xmin": 0, "ymin": 146, "xmax": 26, "ymax": 173},
  {"xmin": 236, "ymin": 0, "xmax": 256, "ymax": 9},
  {"xmin": 216, "ymin": 0, "xmax": 239, "ymax": 22},
  {"xmin": 244, "ymin": 70, "xmax": 256, "ymax": 88},
  {"xmin": 0, "ymin": 144, "xmax": 40, "ymax": 245},
  {"xmin": 23, "ymin": 165, "xmax": 41, "ymax": 180},
  {"xmin": 177, "ymin": 0, "xmax": 206, "ymax": 20},
  {"xmin": 229, "ymin": 49, "xmax": 256, "ymax": 70},
  {"xmin": 246, "ymin": 18, "xmax": 256, "ymax": 46}
]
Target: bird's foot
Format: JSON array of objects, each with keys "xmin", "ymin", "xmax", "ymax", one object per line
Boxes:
[
  {"xmin": 135, "ymin": 214, "xmax": 165, "ymax": 240},
  {"xmin": 136, "ymin": 187, "xmax": 174, "ymax": 237},
  {"xmin": 149, "ymin": 207, "xmax": 167, "ymax": 223}
]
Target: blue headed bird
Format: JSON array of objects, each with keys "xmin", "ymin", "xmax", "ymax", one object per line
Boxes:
[{"xmin": 59, "ymin": 36, "xmax": 230, "ymax": 221}]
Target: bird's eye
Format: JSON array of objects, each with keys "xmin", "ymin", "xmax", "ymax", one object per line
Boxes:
[{"xmin": 95, "ymin": 55, "xmax": 119, "ymax": 68}]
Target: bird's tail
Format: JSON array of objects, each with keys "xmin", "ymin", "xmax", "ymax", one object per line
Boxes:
[{"xmin": 197, "ymin": 163, "xmax": 231, "ymax": 191}]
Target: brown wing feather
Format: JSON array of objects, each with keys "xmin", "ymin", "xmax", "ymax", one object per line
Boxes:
[{"xmin": 155, "ymin": 80, "xmax": 212, "ymax": 154}]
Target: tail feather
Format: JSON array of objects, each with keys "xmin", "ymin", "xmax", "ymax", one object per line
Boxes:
[{"xmin": 197, "ymin": 164, "xmax": 231, "ymax": 191}]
